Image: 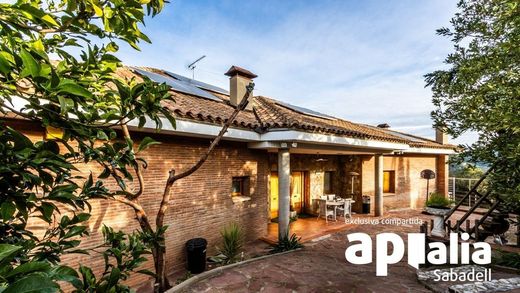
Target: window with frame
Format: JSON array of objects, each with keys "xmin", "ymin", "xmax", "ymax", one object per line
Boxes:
[
  {"xmin": 324, "ymin": 171, "xmax": 334, "ymax": 194},
  {"xmin": 231, "ymin": 177, "xmax": 249, "ymax": 196},
  {"xmin": 383, "ymin": 170, "xmax": 395, "ymax": 193}
]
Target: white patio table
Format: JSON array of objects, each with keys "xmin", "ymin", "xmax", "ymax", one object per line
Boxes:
[{"xmin": 326, "ymin": 199, "xmax": 355, "ymax": 222}]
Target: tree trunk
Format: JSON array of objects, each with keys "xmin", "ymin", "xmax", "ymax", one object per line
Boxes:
[
  {"xmin": 154, "ymin": 242, "xmax": 170, "ymax": 292},
  {"xmin": 116, "ymin": 84, "xmax": 255, "ymax": 293}
]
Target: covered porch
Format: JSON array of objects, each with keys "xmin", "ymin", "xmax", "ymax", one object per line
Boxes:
[{"xmin": 249, "ymin": 136, "xmax": 452, "ymax": 242}]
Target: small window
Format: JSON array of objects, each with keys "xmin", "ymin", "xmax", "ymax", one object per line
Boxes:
[
  {"xmin": 232, "ymin": 177, "xmax": 249, "ymax": 196},
  {"xmin": 324, "ymin": 171, "xmax": 334, "ymax": 194},
  {"xmin": 383, "ymin": 171, "xmax": 395, "ymax": 193}
]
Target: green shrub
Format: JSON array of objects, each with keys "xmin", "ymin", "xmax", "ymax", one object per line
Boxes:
[
  {"xmin": 216, "ymin": 223, "xmax": 244, "ymax": 265},
  {"xmin": 271, "ymin": 233, "xmax": 303, "ymax": 253},
  {"xmin": 494, "ymin": 251, "xmax": 520, "ymax": 269},
  {"xmin": 426, "ymin": 193, "xmax": 453, "ymax": 208}
]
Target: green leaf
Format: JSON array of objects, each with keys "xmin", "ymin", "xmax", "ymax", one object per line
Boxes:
[
  {"xmin": 19, "ymin": 48, "xmax": 41, "ymax": 77},
  {"xmin": 4, "ymin": 273, "xmax": 59, "ymax": 293},
  {"xmin": 98, "ymin": 167, "xmax": 111, "ymax": 179},
  {"xmin": 137, "ymin": 137, "xmax": 160, "ymax": 153},
  {"xmin": 90, "ymin": 1, "xmax": 103, "ymax": 17},
  {"xmin": 63, "ymin": 226, "xmax": 87, "ymax": 239},
  {"xmin": 7, "ymin": 127, "xmax": 33, "ymax": 150},
  {"xmin": 41, "ymin": 14, "xmax": 59, "ymax": 27},
  {"xmin": 106, "ymin": 42, "xmax": 118, "ymax": 53},
  {"xmin": 40, "ymin": 202, "xmax": 55, "ymax": 222},
  {"xmin": 161, "ymin": 109, "xmax": 177, "ymax": 129},
  {"xmin": 0, "ymin": 244, "xmax": 22, "ymax": 264},
  {"xmin": 57, "ymin": 80, "xmax": 93, "ymax": 99},
  {"xmin": 74, "ymin": 213, "xmax": 91, "ymax": 223},
  {"xmin": 107, "ymin": 267, "xmax": 120, "ymax": 289},
  {"xmin": 5, "ymin": 262, "xmax": 51, "ymax": 278},
  {"xmin": 136, "ymin": 269, "xmax": 156, "ymax": 277},
  {"xmin": 96, "ymin": 130, "xmax": 109, "ymax": 141},
  {"xmin": 57, "ymin": 96, "xmax": 73, "ymax": 115},
  {"xmin": 0, "ymin": 52, "xmax": 11, "ymax": 74},
  {"xmin": 0, "ymin": 202, "xmax": 16, "ymax": 221},
  {"xmin": 51, "ymin": 265, "xmax": 82, "ymax": 288}
]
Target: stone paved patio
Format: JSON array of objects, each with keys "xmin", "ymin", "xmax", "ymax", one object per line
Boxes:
[
  {"xmin": 181, "ymin": 209, "xmax": 434, "ymax": 292},
  {"xmin": 173, "ymin": 209, "xmax": 520, "ymax": 292}
]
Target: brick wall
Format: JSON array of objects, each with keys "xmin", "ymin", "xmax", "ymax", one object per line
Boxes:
[
  {"xmin": 361, "ymin": 154, "xmax": 445, "ymax": 213},
  {"xmin": 436, "ymin": 154, "xmax": 449, "ymax": 197},
  {"xmin": 268, "ymin": 154, "xmax": 362, "ymax": 215},
  {"xmin": 9, "ymin": 120, "xmax": 269, "ymax": 290},
  {"xmin": 9, "ymin": 118, "xmax": 450, "ymax": 290}
]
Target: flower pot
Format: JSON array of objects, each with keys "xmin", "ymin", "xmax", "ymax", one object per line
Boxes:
[{"xmin": 424, "ymin": 207, "xmax": 451, "ymax": 238}]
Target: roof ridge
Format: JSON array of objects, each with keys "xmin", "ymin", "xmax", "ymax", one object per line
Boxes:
[
  {"xmin": 119, "ymin": 67, "xmax": 456, "ymax": 150},
  {"xmin": 256, "ymin": 96, "xmax": 412, "ymax": 143}
]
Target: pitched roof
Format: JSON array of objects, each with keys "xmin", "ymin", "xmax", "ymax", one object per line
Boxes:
[{"xmin": 120, "ymin": 66, "xmax": 457, "ymax": 150}]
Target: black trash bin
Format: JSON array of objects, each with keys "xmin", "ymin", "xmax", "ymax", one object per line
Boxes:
[
  {"xmin": 362, "ymin": 195, "xmax": 371, "ymax": 214},
  {"xmin": 186, "ymin": 238, "xmax": 207, "ymax": 274}
]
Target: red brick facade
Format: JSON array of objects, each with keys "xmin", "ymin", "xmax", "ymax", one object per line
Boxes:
[
  {"xmin": 361, "ymin": 154, "xmax": 447, "ymax": 213},
  {"xmin": 12, "ymin": 120, "xmax": 269, "ymax": 289},
  {"xmin": 11, "ymin": 119, "xmax": 449, "ymax": 290}
]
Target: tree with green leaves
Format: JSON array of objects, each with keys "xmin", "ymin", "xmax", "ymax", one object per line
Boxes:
[
  {"xmin": 425, "ymin": 0, "xmax": 520, "ymax": 212},
  {"xmin": 0, "ymin": 1, "xmax": 254, "ymax": 292},
  {"xmin": 0, "ymin": 0, "xmax": 173, "ymax": 292}
]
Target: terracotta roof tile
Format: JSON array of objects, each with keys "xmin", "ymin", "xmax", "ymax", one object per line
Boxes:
[{"xmin": 119, "ymin": 66, "xmax": 456, "ymax": 150}]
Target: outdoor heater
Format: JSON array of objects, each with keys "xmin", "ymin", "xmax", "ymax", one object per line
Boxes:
[
  {"xmin": 420, "ymin": 169, "xmax": 436, "ymax": 201},
  {"xmin": 348, "ymin": 171, "xmax": 359, "ymax": 196}
]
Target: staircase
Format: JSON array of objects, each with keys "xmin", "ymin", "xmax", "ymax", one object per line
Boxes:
[{"xmin": 444, "ymin": 164, "xmax": 503, "ymax": 239}]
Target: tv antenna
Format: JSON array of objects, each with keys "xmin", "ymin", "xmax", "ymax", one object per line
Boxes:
[{"xmin": 187, "ymin": 55, "xmax": 206, "ymax": 80}]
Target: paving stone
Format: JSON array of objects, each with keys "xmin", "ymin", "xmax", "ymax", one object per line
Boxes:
[
  {"xmin": 177, "ymin": 210, "xmax": 519, "ymax": 293},
  {"xmin": 448, "ymin": 277, "xmax": 520, "ymax": 293}
]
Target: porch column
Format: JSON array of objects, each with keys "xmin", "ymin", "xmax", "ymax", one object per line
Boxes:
[
  {"xmin": 374, "ymin": 154, "xmax": 384, "ymax": 216},
  {"xmin": 278, "ymin": 148, "xmax": 291, "ymax": 240}
]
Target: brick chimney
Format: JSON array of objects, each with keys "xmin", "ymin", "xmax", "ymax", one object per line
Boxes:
[
  {"xmin": 435, "ymin": 128, "xmax": 448, "ymax": 144},
  {"xmin": 225, "ymin": 66, "xmax": 257, "ymax": 111}
]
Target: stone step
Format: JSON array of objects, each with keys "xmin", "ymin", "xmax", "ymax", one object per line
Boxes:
[{"xmin": 449, "ymin": 277, "xmax": 520, "ymax": 293}]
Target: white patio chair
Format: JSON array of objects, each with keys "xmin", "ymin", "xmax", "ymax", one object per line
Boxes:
[
  {"xmin": 317, "ymin": 199, "xmax": 336, "ymax": 222},
  {"xmin": 335, "ymin": 199, "xmax": 352, "ymax": 223}
]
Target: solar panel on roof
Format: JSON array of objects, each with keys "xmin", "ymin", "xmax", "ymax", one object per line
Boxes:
[
  {"xmin": 276, "ymin": 101, "xmax": 336, "ymax": 120},
  {"xmin": 164, "ymin": 71, "xmax": 229, "ymax": 95},
  {"xmin": 383, "ymin": 129, "xmax": 426, "ymax": 143},
  {"xmin": 132, "ymin": 67, "xmax": 221, "ymax": 102}
]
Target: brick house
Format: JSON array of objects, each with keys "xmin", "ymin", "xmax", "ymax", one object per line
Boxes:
[{"xmin": 5, "ymin": 65, "xmax": 456, "ymax": 288}]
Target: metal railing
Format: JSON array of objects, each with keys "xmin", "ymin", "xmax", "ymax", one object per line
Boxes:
[{"xmin": 448, "ymin": 177, "xmax": 490, "ymax": 208}]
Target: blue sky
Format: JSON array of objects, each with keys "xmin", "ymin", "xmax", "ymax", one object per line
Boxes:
[{"xmin": 117, "ymin": 0, "xmax": 475, "ymax": 144}]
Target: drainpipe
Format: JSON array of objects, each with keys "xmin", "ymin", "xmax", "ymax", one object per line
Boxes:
[
  {"xmin": 278, "ymin": 148, "xmax": 291, "ymax": 240},
  {"xmin": 375, "ymin": 154, "xmax": 384, "ymax": 216}
]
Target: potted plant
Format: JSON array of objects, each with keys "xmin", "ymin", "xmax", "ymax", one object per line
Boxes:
[
  {"xmin": 424, "ymin": 193, "xmax": 453, "ymax": 237},
  {"xmin": 425, "ymin": 192, "xmax": 453, "ymax": 210}
]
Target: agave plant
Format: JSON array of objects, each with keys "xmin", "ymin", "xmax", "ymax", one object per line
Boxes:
[
  {"xmin": 214, "ymin": 223, "xmax": 244, "ymax": 265},
  {"xmin": 271, "ymin": 232, "xmax": 304, "ymax": 253}
]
